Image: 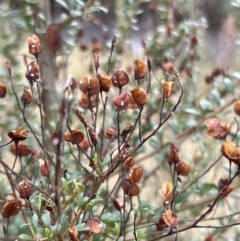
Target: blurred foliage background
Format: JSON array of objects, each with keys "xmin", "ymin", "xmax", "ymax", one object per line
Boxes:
[{"xmin": 1, "ymin": 0, "xmax": 240, "ymax": 240}]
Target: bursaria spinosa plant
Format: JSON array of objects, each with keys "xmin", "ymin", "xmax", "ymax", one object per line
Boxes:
[{"xmin": 1, "ymin": 1, "xmax": 240, "ymax": 241}]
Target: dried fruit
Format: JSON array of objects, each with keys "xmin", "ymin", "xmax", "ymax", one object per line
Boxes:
[
  {"xmin": 130, "ymin": 87, "xmax": 148, "ymax": 106},
  {"xmin": 206, "ymin": 118, "xmax": 231, "ymax": 140},
  {"xmin": 21, "ymin": 88, "xmax": 33, "ymax": 105},
  {"xmin": 84, "ymin": 217, "xmax": 103, "ymax": 235},
  {"xmin": 8, "ymin": 127, "xmax": 29, "ymax": 141},
  {"xmin": 25, "ymin": 62, "xmax": 40, "ymax": 83},
  {"xmin": 129, "ymin": 166, "xmax": 143, "ymax": 183},
  {"xmin": 27, "ymin": 34, "xmax": 41, "ymax": 57},
  {"xmin": 221, "ymin": 141, "xmax": 240, "ymax": 164},
  {"xmin": 162, "ymin": 80, "xmax": 174, "ymax": 102},
  {"xmin": 159, "ymin": 182, "xmax": 173, "ymax": 206},
  {"xmin": 64, "ymin": 130, "xmax": 84, "ymax": 144},
  {"xmin": 168, "ymin": 143, "xmax": 180, "ymax": 165},
  {"xmin": 10, "ymin": 142, "xmax": 31, "ymax": 156},
  {"xmin": 134, "ymin": 59, "xmax": 147, "ymax": 80},
  {"xmin": 79, "ymin": 138, "xmax": 90, "ymax": 151},
  {"xmin": 0, "ymin": 82, "xmax": 7, "ymax": 98},
  {"xmin": 128, "ymin": 94, "xmax": 139, "ymax": 110},
  {"xmin": 113, "ymin": 91, "xmax": 130, "ymax": 111},
  {"xmin": 174, "ymin": 160, "xmax": 190, "ymax": 176},
  {"xmin": 98, "ymin": 72, "xmax": 112, "ymax": 92},
  {"xmin": 121, "ymin": 179, "xmax": 140, "ymax": 196},
  {"xmin": 112, "ymin": 70, "xmax": 129, "ymax": 88},
  {"xmin": 79, "ymin": 93, "xmax": 99, "ymax": 109},
  {"xmin": 75, "ymin": 109, "xmax": 89, "ymax": 127},
  {"xmin": 88, "ymin": 126, "xmax": 98, "ymax": 146},
  {"xmin": 19, "ymin": 181, "xmax": 33, "ymax": 199},
  {"xmin": 234, "ymin": 101, "xmax": 240, "ymax": 116},
  {"xmin": 112, "ymin": 198, "xmax": 124, "ymax": 212},
  {"xmin": 79, "ymin": 76, "xmax": 100, "ymax": 95},
  {"xmin": 2, "ymin": 199, "xmax": 22, "ymax": 218},
  {"xmin": 156, "ymin": 216, "xmax": 168, "ymax": 231},
  {"xmin": 123, "ymin": 157, "xmax": 135, "ymax": 171},
  {"xmin": 121, "ymin": 124, "xmax": 133, "ymax": 140},
  {"xmin": 105, "ymin": 127, "xmax": 117, "ymax": 139},
  {"xmin": 39, "ymin": 159, "xmax": 49, "ymax": 177},
  {"xmin": 162, "ymin": 210, "xmax": 178, "ymax": 228}
]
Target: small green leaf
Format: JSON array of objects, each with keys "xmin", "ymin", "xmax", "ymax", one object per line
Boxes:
[
  {"xmin": 137, "ymin": 228, "xmax": 146, "ymax": 239},
  {"xmin": 61, "ymin": 178, "xmax": 69, "ymax": 192},
  {"xmin": 44, "ymin": 227, "xmax": 51, "ymax": 238},
  {"xmin": 85, "ymin": 202, "xmax": 93, "ymax": 212},
  {"xmin": 199, "ymin": 183, "xmax": 218, "ymax": 196},
  {"xmin": 114, "ymin": 222, "xmax": 120, "ymax": 236},
  {"xmin": 31, "ymin": 213, "xmax": 38, "ymax": 235},
  {"xmin": 42, "ymin": 212, "xmax": 51, "ymax": 229},
  {"xmin": 18, "ymin": 234, "xmax": 33, "ymax": 240},
  {"xmin": 75, "ymin": 223, "xmax": 90, "ymax": 232}
]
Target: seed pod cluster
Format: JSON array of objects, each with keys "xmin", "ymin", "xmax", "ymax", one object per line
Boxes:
[
  {"xmin": 167, "ymin": 143, "xmax": 190, "ymax": 177},
  {"xmin": 120, "ymin": 161, "xmax": 143, "ymax": 197}
]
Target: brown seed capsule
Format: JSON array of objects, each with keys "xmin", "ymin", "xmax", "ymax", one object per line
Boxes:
[
  {"xmin": 79, "ymin": 93, "xmax": 99, "ymax": 109},
  {"xmin": 64, "ymin": 130, "xmax": 84, "ymax": 144},
  {"xmin": 128, "ymin": 94, "xmax": 139, "ymax": 110},
  {"xmin": 112, "ymin": 198, "xmax": 123, "ymax": 212},
  {"xmin": 220, "ymin": 185, "xmax": 233, "ymax": 198},
  {"xmin": 0, "ymin": 82, "xmax": 7, "ymax": 98},
  {"xmin": 10, "ymin": 142, "xmax": 31, "ymax": 156},
  {"xmin": 27, "ymin": 34, "xmax": 41, "ymax": 57},
  {"xmin": 134, "ymin": 59, "xmax": 147, "ymax": 80},
  {"xmin": 98, "ymin": 72, "xmax": 112, "ymax": 92},
  {"xmin": 174, "ymin": 160, "xmax": 190, "ymax": 176},
  {"xmin": 8, "ymin": 127, "xmax": 29, "ymax": 141},
  {"xmin": 162, "ymin": 80, "xmax": 175, "ymax": 102},
  {"xmin": 205, "ymin": 74, "xmax": 214, "ymax": 84},
  {"xmin": 39, "ymin": 159, "xmax": 49, "ymax": 177},
  {"xmin": 221, "ymin": 141, "xmax": 240, "ymax": 164},
  {"xmin": 159, "ymin": 182, "xmax": 173, "ymax": 206},
  {"xmin": 130, "ymin": 87, "xmax": 148, "ymax": 106},
  {"xmin": 88, "ymin": 126, "xmax": 98, "ymax": 146},
  {"xmin": 129, "ymin": 166, "xmax": 144, "ymax": 183},
  {"xmin": 2, "ymin": 199, "xmax": 22, "ymax": 218},
  {"xmin": 75, "ymin": 109, "xmax": 89, "ymax": 127},
  {"xmin": 121, "ymin": 179, "xmax": 140, "ymax": 196},
  {"xmin": 105, "ymin": 127, "xmax": 117, "ymax": 139},
  {"xmin": 234, "ymin": 101, "xmax": 240, "ymax": 116},
  {"xmin": 84, "ymin": 217, "xmax": 103, "ymax": 235},
  {"xmin": 162, "ymin": 210, "xmax": 179, "ymax": 228},
  {"xmin": 168, "ymin": 143, "xmax": 180, "ymax": 165},
  {"xmin": 79, "ymin": 138, "xmax": 90, "ymax": 151},
  {"xmin": 21, "ymin": 88, "xmax": 33, "ymax": 105},
  {"xmin": 112, "ymin": 70, "xmax": 129, "ymax": 88},
  {"xmin": 79, "ymin": 76, "xmax": 100, "ymax": 95},
  {"xmin": 156, "ymin": 216, "xmax": 167, "ymax": 231},
  {"xmin": 123, "ymin": 157, "xmax": 135, "ymax": 171},
  {"xmin": 25, "ymin": 62, "xmax": 40, "ymax": 83},
  {"xmin": 19, "ymin": 181, "xmax": 33, "ymax": 199},
  {"xmin": 113, "ymin": 91, "xmax": 130, "ymax": 111},
  {"xmin": 121, "ymin": 124, "xmax": 133, "ymax": 140}
]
